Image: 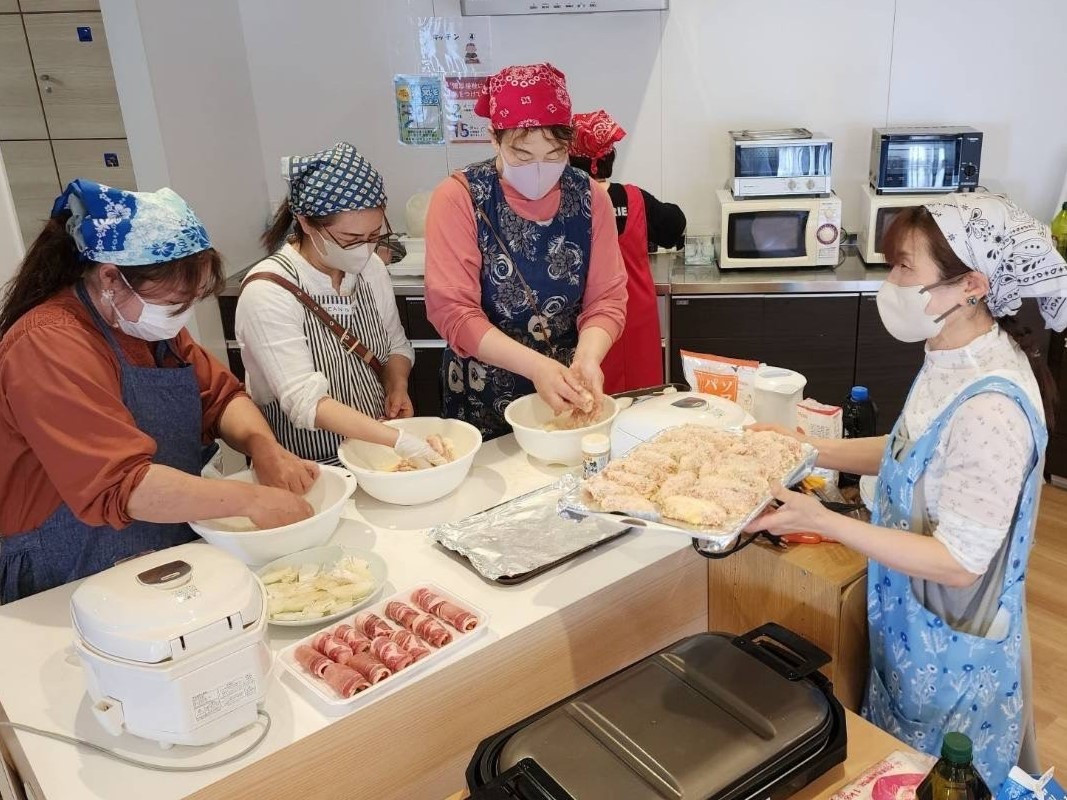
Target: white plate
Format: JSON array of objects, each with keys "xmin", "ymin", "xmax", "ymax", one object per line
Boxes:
[
  {"xmin": 278, "ymin": 582, "xmax": 489, "ymax": 715},
  {"xmin": 257, "ymin": 545, "xmax": 388, "ymax": 627}
]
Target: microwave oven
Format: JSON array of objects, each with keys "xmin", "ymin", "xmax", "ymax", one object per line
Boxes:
[
  {"xmin": 730, "ymin": 128, "xmax": 832, "ymax": 198},
  {"xmin": 870, "ymin": 126, "xmax": 983, "ymax": 194},
  {"xmin": 717, "ymin": 189, "xmax": 842, "ymax": 269},
  {"xmin": 857, "ymin": 183, "xmax": 933, "ymax": 264}
]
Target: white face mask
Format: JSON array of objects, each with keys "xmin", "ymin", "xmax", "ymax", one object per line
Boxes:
[
  {"xmin": 501, "ymin": 159, "xmax": 566, "ymax": 201},
  {"xmin": 107, "ymin": 274, "xmax": 195, "ymax": 341},
  {"xmin": 311, "ymin": 231, "xmax": 374, "ymax": 275},
  {"xmin": 876, "ymin": 279, "xmax": 964, "ymax": 343}
]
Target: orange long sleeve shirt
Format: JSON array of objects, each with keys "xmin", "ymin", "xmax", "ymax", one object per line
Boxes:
[
  {"xmin": 0, "ymin": 288, "xmax": 245, "ymax": 535},
  {"xmin": 424, "ymin": 170, "xmax": 628, "ymax": 358}
]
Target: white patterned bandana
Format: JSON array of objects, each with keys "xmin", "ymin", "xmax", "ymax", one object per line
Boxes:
[
  {"xmin": 925, "ymin": 192, "xmax": 1067, "ymax": 331},
  {"xmin": 52, "ymin": 179, "xmax": 211, "ymax": 266},
  {"xmin": 282, "ymin": 141, "xmax": 386, "ymax": 217}
]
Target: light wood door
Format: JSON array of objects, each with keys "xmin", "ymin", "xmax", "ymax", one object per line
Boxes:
[
  {"xmin": 23, "ymin": 12, "xmax": 124, "ymax": 139},
  {"xmin": 0, "ymin": 16, "xmax": 48, "ymax": 138},
  {"xmin": 52, "ymin": 138, "xmax": 134, "ymax": 190},
  {"xmin": 0, "ymin": 0, "xmax": 20, "ymax": 14},
  {"xmin": 0, "ymin": 140, "xmax": 60, "ymax": 247},
  {"xmin": 19, "ymin": 0, "xmax": 100, "ymax": 10}
]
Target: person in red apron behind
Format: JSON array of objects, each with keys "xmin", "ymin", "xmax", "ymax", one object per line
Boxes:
[{"xmin": 569, "ymin": 110, "xmax": 687, "ymax": 394}]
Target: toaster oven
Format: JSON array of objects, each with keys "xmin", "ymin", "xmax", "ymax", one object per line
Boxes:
[
  {"xmin": 730, "ymin": 128, "xmax": 833, "ymax": 198},
  {"xmin": 870, "ymin": 126, "xmax": 983, "ymax": 194}
]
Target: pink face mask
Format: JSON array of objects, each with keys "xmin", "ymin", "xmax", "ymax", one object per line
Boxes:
[{"xmin": 501, "ymin": 159, "xmax": 566, "ymax": 200}]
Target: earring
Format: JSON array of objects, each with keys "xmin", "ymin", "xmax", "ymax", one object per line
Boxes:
[{"xmin": 967, "ymin": 296, "xmax": 979, "ymax": 306}]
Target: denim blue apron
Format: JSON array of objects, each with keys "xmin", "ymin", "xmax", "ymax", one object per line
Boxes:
[
  {"xmin": 862, "ymin": 376, "xmax": 1046, "ymax": 791},
  {"xmin": 0, "ymin": 282, "xmax": 201, "ymax": 603},
  {"xmin": 442, "ymin": 159, "xmax": 593, "ymax": 439}
]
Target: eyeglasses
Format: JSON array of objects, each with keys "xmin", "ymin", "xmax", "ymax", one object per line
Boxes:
[{"xmin": 321, "ymin": 219, "xmax": 395, "ymax": 251}]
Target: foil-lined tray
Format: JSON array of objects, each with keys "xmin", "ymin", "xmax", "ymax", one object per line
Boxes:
[
  {"xmin": 430, "ymin": 482, "xmax": 633, "ymax": 583},
  {"xmin": 558, "ymin": 436, "xmax": 818, "ymax": 553}
]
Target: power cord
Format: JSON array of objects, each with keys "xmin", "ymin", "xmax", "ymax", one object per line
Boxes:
[{"xmin": 0, "ymin": 709, "xmax": 271, "ymax": 773}]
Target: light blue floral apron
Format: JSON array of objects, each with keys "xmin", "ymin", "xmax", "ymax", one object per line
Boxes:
[{"xmin": 862, "ymin": 376, "xmax": 1046, "ymax": 791}]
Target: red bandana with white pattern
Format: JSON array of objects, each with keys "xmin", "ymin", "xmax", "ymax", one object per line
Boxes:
[{"xmin": 474, "ymin": 63, "xmax": 572, "ymax": 130}]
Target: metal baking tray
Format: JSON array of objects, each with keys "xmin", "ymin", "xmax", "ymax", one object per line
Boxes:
[
  {"xmin": 558, "ymin": 430, "xmax": 817, "ymax": 553},
  {"xmin": 430, "ymin": 482, "xmax": 633, "ymax": 585}
]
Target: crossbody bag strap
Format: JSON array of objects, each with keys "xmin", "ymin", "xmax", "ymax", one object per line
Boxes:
[{"xmin": 242, "ymin": 269, "xmax": 385, "ymax": 379}]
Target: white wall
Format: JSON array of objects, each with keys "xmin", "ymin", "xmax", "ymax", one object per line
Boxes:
[
  {"xmin": 233, "ymin": 0, "xmax": 1067, "ymax": 241},
  {"xmin": 0, "ymin": 148, "xmax": 24, "ymax": 287},
  {"xmin": 102, "ymin": 0, "xmax": 1067, "ymax": 273},
  {"xmin": 101, "ymin": 0, "xmax": 272, "ymax": 352}
]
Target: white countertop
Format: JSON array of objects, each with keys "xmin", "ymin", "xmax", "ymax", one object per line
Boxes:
[{"xmin": 0, "ymin": 436, "xmax": 696, "ymax": 800}]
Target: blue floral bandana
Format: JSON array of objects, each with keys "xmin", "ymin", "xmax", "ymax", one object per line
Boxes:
[{"xmin": 52, "ymin": 179, "xmax": 211, "ymax": 266}]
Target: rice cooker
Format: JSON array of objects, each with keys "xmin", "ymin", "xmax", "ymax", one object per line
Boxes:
[
  {"xmin": 610, "ymin": 391, "xmax": 755, "ymax": 458},
  {"xmin": 70, "ymin": 542, "xmax": 271, "ymax": 748}
]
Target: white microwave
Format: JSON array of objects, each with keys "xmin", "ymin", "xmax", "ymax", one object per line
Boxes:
[
  {"xmin": 716, "ymin": 189, "xmax": 842, "ymax": 269},
  {"xmin": 857, "ymin": 183, "xmax": 932, "ymax": 264}
]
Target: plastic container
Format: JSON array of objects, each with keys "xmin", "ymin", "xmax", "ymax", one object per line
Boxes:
[
  {"xmin": 916, "ymin": 733, "xmax": 991, "ymax": 800},
  {"xmin": 841, "ymin": 386, "xmax": 877, "ymax": 487},
  {"xmin": 581, "ymin": 434, "xmax": 611, "ymax": 478},
  {"xmin": 753, "ymin": 366, "xmax": 807, "ymax": 429},
  {"xmin": 1052, "ymin": 202, "xmax": 1067, "ymax": 259}
]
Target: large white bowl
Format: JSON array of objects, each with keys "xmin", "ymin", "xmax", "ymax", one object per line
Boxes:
[
  {"xmin": 504, "ymin": 394, "xmax": 620, "ymax": 467},
  {"xmin": 190, "ymin": 465, "xmax": 357, "ymax": 566},
  {"xmin": 337, "ymin": 417, "xmax": 482, "ymax": 506}
]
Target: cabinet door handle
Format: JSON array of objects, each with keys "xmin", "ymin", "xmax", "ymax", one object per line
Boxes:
[{"xmin": 38, "ymin": 74, "xmax": 53, "ymax": 94}]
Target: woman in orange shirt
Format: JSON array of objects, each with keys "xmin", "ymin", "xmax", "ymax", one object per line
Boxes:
[{"xmin": 0, "ymin": 180, "xmax": 315, "ymax": 602}]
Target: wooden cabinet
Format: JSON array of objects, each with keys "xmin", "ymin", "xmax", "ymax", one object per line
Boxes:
[
  {"xmin": 23, "ymin": 12, "xmax": 125, "ymax": 139},
  {"xmin": 671, "ymin": 293, "xmax": 860, "ymax": 406},
  {"xmin": 708, "ymin": 540, "xmax": 869, "ymax": 712},
  {"xmin": 0, "ymin": 139, "xmax": 60, "ymax": 246},
  {"xmin": 0, "ymin": 0, "xmax": 20, "ymax": 13},
  {"xmin": 0, "ymin": 15, "xmax": 48, "ymax": 138},
  {"xmin": 52, "ymin": 138, "xmax": 134, "ymax": 189},
  {"xmin": 19, "ymin": 0, "xmax": 100, "ymax": 10},
  {"xmin": 854, "ymin": 294, "xmax": 925, "ymax": 434}
]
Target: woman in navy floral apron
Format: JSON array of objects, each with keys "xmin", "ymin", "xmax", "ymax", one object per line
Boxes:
[
  {"xmin": 424, "ymin": 63, "xmax": 628, "ymax": 439},
  {"xmin": 0, "ymin": 180, "xmax": 316, "ymax": 602},
  {"xmin": 748, "ymin": 194, "xmax": 1067, "ymax": 790}
]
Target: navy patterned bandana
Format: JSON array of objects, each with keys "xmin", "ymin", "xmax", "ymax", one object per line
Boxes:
[{"xmin": 282, "ymin": 141, "xmax": 386, "ymax": 217}]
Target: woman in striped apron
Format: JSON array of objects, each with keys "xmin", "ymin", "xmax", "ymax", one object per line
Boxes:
[{"xmin": 236, "ymin": 142, "xmax": 442, "ymax": 466}]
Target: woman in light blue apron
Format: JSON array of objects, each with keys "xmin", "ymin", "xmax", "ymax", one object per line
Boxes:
[
  {"xmin": 750, "ymin": 194, "xmax": 1067, "ymax": 790},
  {"xmin": 0, "ymin": 180, "xmax": 316, "ymax": 602}
]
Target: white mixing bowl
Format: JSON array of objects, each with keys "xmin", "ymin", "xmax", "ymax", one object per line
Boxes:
[
  {"xmin": 504, "ymin": 394, "xmax": 620, "ymax": 467},
  {"xmin": 336, "ymin": 417, "xmax": 482, "ymax": 506},
  {"xmin": 190, "ymin": 465, "xmax": 357, "ymax": 565}
]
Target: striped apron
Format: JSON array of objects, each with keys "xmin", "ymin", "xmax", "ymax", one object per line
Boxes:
[{"xmin": 260, "ymin": 252, "xmax": 389, "ymax": 464}]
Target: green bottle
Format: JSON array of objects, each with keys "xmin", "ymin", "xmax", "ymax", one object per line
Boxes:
[
  {"xmin": 916, "ymin": 733, "xmax": 991, "ymax": 800},
  {"xmin": 1052, "ymin": 202, "xmax": 1067, "ymax": 259}
]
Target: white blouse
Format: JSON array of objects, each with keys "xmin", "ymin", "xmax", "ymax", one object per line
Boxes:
[
  {"xmin": 900, "ymin": 325, "xmax": 1045, "ymax": 576},
  {"xmin": 235, "ymin": 243, "xmax": 415, "ymax": 430}
]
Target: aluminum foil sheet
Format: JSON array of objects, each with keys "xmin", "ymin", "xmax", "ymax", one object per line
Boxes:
[
  {"xmin": 558, "ymin": 439, "xmax": 818, "ymax": 553},
  {"xmin": 429, "ymin": 481, "xmax": 632, "ymax": 581}
]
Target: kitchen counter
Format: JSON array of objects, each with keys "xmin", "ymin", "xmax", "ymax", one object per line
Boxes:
[
  {"xmin": 0, "ymin": 436, "xmax": 708, "ymax": 800},
  {"xmin": 218, "ymin": 248, "xmax": 888, "ymax": 299}
]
